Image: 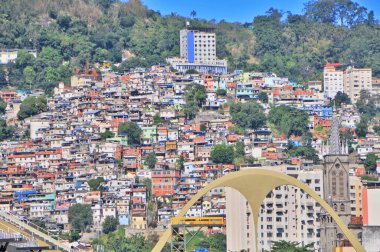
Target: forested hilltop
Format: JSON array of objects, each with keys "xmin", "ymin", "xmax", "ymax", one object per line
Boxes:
[{"xmin": 0, "ymin": 0, "xmax": 379, "ymax": 91}]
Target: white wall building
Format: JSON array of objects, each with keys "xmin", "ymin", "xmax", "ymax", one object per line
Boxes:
[
  {"xmin": 324, "ymin": 64, "xmax": 344, "ymax": 99},
  {"xmin": 226, "ymin": 166, "xmax": 323, "ymax": 252}
]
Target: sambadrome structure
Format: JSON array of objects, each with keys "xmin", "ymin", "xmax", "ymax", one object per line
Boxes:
[{"xmin": 152, "ymin": 169, "xmax": 364, "ymax": 252}]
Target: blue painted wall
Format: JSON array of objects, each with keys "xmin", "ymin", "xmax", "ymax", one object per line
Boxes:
[{"xmin": 187, "ymin": 31, "xmax": 195, "ymax": 63}]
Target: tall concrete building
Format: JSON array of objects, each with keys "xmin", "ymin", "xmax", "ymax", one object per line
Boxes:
[
  {"xmin": 323, "ymin": 64, "xmax": 372, "ymax": 103},
  {"xmin": 180, "ymin": 28, "xmax": 217, "ymax": 63},
  {"xmin": 344, "ymin": 66, "xmax": 372, "ymax": 103},
  {"xmin": 226, "ymin": 166, "xmax": 323, "ymax": 252},
  {"xmin": 324, "ymin": 63, "xmax": 344, "ymax": 99},
  {"xmin": 320, "ymin": 114, "xmax": 351, "ymax": 252},
  {"xmin": 168, "ymin": 24, "xmax": 227, "ymax": 74}
]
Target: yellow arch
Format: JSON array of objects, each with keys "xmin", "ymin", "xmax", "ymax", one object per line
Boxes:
[{"xmin": 152, "ymin": 169, "xmax": 365, "ymax": 252}]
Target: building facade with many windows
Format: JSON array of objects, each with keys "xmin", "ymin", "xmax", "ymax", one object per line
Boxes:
[{"xmin": 168, "ymin": 25, "xmax": 227, "ymax": 74}]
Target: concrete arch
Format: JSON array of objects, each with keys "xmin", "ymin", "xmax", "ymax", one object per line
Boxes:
[{"xmin": 152, "ymin": 169, "xmax": 365, "ymax": 252}]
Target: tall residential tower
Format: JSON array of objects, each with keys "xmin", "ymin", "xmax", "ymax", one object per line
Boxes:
[{"xmin": 168, "ymin": 24, "xmax": 227, "ymax": 74}]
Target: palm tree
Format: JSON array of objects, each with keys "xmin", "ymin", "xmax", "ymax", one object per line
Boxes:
[{"xmin": 190, "ymin": 10, "xmax": 197, "ymax": 19}]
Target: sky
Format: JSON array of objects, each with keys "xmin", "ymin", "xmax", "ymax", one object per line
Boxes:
[{"xmin": 142, "ymin": 0, "xmax": 380, "ymax": 23}]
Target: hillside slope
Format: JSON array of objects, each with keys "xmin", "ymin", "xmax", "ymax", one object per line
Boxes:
[{"xmin": 0, "ymin": 0, "xmax": 379, "ymax": 90}]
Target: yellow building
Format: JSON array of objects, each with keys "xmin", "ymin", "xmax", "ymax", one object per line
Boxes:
[{"xmin": 131, "ymin": 216, "xmax": 147, "ymax": 230}]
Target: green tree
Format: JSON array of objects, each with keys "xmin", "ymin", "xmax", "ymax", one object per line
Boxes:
[
  {"xmin": 30, "ymin": 218, "xmax": 47, "ymax": 230},
  {"xmin": 268, "ymin": 105, "xmax": 309, "ymax": 137},
  {"xmin": 258, "ymin": 92, "xmax": 269, "ymax": 103},
  {"xmin": 16, "ymin": 50, "xmax": 35, "ymax": 69},
  {"xmin": 183, "ymin": 84, "xmax": 207, "ymax": 119},
  {"xmin": 216, "ymin": 89, "xmax": 227, "ymax": 96},
  {"xmin": 356, "ymin": 90, "xmax": 378, "ymax": 119},
  {"xmin": 356, "ymin": 116, "xmax": 369, "ymax": 138},
  {"xmin": 23, "ymin": 66, "xmax": 36, "ymax": 86},
  {"xmin": 288, "ymin": 144, "xmax": 319, "ymax": 163},
  {"xmin": 269, "ymin": 240, "xmax": 313, "ymax": 252},
  {"xmin": 145, "ymin": 152, "xmax": 157, "ymax": 169},
  {"xmin": 185, "ymin": 69, "xmax": 198, "ymax": 74},
  {"xmin": 331, "ymin": 91, "xmax": 351, "ymax": 107},
  {"xmin": 17, "ymin": 96, "xmax": 48, "ymax": 120},
  {"xmin": 68, "ymin": 204, "xmax": 93, "ymax": 232},
  {"xmin": 153, "ymin": 113, "xmax": 163, "ymax": 124},
  {"xmin": 39, "ymin": 47, "xmax": 62, "ymax": 64},
  {"xmin": 100, "ymin": 130, "xmax": 114, "ymax": 140},
  {"xmin": 45, "ymin": 66, "xmax": 60, "ymax": 83},
  {"xmin": 87, "ymin": 177, "xmax": 105, "ymax": 191},
  {"xmin": 196, "ymin": 233, "xmax": 226, "ymax": 252},
  {"xmin": 142, "ymin": 178, "xmax": 152, "ymax": 198},
  {"xmin": 211, "ymin": 144, "xmax": 235, "ymax": 164},
  {"xmin": 364, "ymin": 153, "xmax": 377, "ymax": 172},
  {"xmin": 373, "ymin": 125, "xmax": 380, "ymax": 135},
  {"xmin": 361, "ymin": 174, "xmax": 378, "ymax": 181},
  {"xmin": 230, "ymin": 102, "xmax": 266, "ymax": 129},
  {"xmin": 118, "ymin": 122, "xmax": 142, "ymax": 145},
  {"xmin": 0, "ymin": 121, "xmax": 15, "ymax": 141},
  {"xmin": 176, "ymin": 155, "xmax": 185, "ymax": 169},
  {"xmin": 57, "ymin": 15, "xmax": 72, "ymax": 30},
  {"xmin": 200, "ymin": 123, "xmax": 207, "ymax": 132},
  {"xmin": 102, "ymin": 216, "xmax": 118, "ymax": 234},
  {"xmin": 233, "ymin": 156, "xmax": 245, "ymax": 167},
  {"xmin": 234, "ymin": 140, "xmax": 245, "ymax": 158},
  {"xmin": 0, "ymin": 97, "xmax": 6, "ymax": 114},
  {"xmin": 68, "ymin": 231, "xmax": 81, "ymax": 242},
  {"xmin": 185, "ymin": 84, "xmax": 207, "ymax": 107}
]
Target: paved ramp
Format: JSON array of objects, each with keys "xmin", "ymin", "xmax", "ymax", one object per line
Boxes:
[{"xmin": 0, "ymin": 212, "xmax": 72, "ymax": 251}]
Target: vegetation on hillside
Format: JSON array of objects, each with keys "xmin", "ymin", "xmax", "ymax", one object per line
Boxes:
[{"xmin": 0, "ymin": 0, "xmax": 378, "ymax": 92}]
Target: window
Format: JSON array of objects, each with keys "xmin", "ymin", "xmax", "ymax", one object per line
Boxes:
[
  {"xmin": 331, "ymin": 171, "xmax": 337, "ymax": 196},
  {"xmin": 340, "ymin": 204, "xmax": 345, "ymax": 212},
  {"xmin": 339, "ymin": 171, "xmax": 344, "ymax": 198}
]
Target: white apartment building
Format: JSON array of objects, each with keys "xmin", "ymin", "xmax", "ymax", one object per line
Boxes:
[
  {"xmin": 226, "ymin": 166, "xmax": 323, "ymax": 252},
  {"xmin": 324, "ymin": 64, "xmax": 373, "ymax": 103},
  {"xmin": 323, "ymin": 64, "xmax": 344, "ymax": 99},
  {"xmin": 0, "ymin": 49, "xmax": 37, "ymax": 64},
  {"xmin": 344, "ymin": 66, "xmax": 372, "ymax": 103}
]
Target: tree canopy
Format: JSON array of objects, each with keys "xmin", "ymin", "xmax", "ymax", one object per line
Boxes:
[
  {"xmin": 68, "ymin": 204, "xmax": 93, "ymax": 232},
  {"xmin": 258, "ymin": 92, "xmax": 269, "ymax": 103},
  {"xmin": 268, "ymin": 105, "xmax": 309, "ymax": 137},
  {"xmin": 364, "ymin": 152, "xmax": 377, "ymax": 172},
  {"xmin": 183, "ymin": 84, "xmax": 207, "ymax": 120},
  {"xmin": 355, "ymin": 116, "xmax": 369, "ymax": 138},
  {"xmin": 0, "ymin": 120, "xmax": 14, "ymax": 141},
  {"xmin": 100, "ymin": 130, "xmax": 114, "ymax": 140},
  {"xmin": 93, "ymin": 227, "xmax": 170, "ymax": 252},
  {"xmin": 17, "ymin": 96, "xmax": 48, "ymax": 120},
  {"xmin": 269, "ymin": 240, "xmax": 314, "ymax": 252},
  {"xmin": 87, "ymin": 177, "xmax": 105, "ymax": 191},
  {"xmin": 0, "ymin": 97, "xmax": 6, "ymax": 115},
  {"xmin": 230, "ymin": 101, "xmax": 266, "ymax": 130},
  {"xmin": 118, "ymin": 122, "xmax": 142, "ymax": 145},
  {"xmin": 331, "ymin": 91, "xmax": 351, "ymax": 107},
  {"xmin": 0, "ymin": 0, "xmax": 379, "ymax": 93},
  {"xmin": 287, "ymin": 143, "xmax": 319, "ymax": 163},
  {"xmin": 211, "ymin": 144, "xmax": 235, "ymax": 164},
  {"xmin": 102, "ymin": 216, "xmax": 118, "ymax": 234},
  {"xmin": 144, "ymin": 152, "xmax": 157, "ymax": 169}
]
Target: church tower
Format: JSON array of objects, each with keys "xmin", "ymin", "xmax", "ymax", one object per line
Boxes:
[{"xmin": 320, "ymin": 114, "xmax": 351, "ymax": 251}]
